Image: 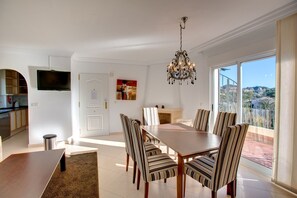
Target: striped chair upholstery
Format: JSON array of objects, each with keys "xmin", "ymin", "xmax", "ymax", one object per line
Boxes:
[
  {"xmin": 142, "ymin": 107, "xmax": 161, "ymax": 144},
  {"xmin": 120, "ymin": 114, "xmax": 134, "ymax": 169},
  {"xmin": 130, "ymin": 119, "xmax": 178, "ymax": 198},
  {"xmin": 120, "ymin": 114, "xmax": 161, "ymax": 184},
  {"xmin": 213, "ymin": 112, "xmax": 237, "ymax": 137},
  {"xmin": 208, "ymin": 112, "xmax": 237, "ymax": 159},
  {"xmin": 184, "ymin": 124, "xmax": 249, "ymax": 198},
  {"xmin": 192, "ymin": 109, "xmax": 210, "ymax": 131}
]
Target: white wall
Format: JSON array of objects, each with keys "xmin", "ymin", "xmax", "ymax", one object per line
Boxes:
[
  {"xmin": 71, "ymin": 59, "xmax": 148, "ymax": 137},
  {"xmin": 179, "ymin": 53, "xmax": 210, "ymax": 120},
  {"xmin": 144, "ymin": 64, "xmax": 180, "ymax": 108},
  {"xmin": 0, "ymin": 52, "xmax": 72, "ymax": 145}
]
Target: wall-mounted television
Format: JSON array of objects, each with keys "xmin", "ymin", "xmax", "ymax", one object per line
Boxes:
[{"xmin": 37, "ymin": 70, "xmax": 71, "ymax": 91}]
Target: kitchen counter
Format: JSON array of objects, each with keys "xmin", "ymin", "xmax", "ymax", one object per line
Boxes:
[
  {"xmin": 0, "ymin": 107, "xmax": 28, "ymax": 141},
  {"xmin": 0, "ymin": 106, "xmax": 28, "ymax": 114}
]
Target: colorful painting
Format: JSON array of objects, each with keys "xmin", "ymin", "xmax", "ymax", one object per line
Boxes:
[{"xmin": 116, "ymin": 79, "xmax": 137, "ymax": 100}]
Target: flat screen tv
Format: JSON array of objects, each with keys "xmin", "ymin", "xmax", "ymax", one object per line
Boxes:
[{"xmin": 37, "ymin": 70, "xmax": 71, "ymax": 91}]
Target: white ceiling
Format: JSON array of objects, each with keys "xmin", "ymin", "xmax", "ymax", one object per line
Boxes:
[{"xmin": 0, "ymin": 0, "xmax": 295, "ymax": 65}]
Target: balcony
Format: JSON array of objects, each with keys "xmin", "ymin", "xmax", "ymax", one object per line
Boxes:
[{"xmin": 242, "ymin": 126, "xmax": 273, "ymax": 169}]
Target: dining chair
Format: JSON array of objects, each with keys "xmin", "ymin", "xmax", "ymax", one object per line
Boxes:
[
  {"xmin": 192, "ymin": 109, "xmax": 211, "ymax": 131},
  {"xmin": 208, "ymin": 111, "xmax": 237, "ymax": 159},
  {"xmin": 130, "ymin": 119, "xmax": 178, "ymax": 198},
  {"xmin": 120, "ymin": 114, "xmax": 162, "ymax": 184},
  {"xmin": 184, "ymin": 123, "xmax": 249, "ymax": 198},
  {"xmin": 142, "ymin": 107, "xmax": 161, "ymax": 144},
  {"xmin": 143, "ymin": 107, "xmax": 160, "ymax": 125},
  {"xmin": 213, "ymin": 111, "xmax": 237, "ymax": 136}
]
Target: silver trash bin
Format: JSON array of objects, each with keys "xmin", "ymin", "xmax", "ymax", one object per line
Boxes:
[{"xmin": 43, "ymin": 134, "xmax": 57, "ymax": 150}]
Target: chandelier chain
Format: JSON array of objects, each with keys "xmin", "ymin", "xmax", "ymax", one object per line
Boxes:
[{"xmin": 180, "ymin": 22, "xmax": 182, "ymax": 51}]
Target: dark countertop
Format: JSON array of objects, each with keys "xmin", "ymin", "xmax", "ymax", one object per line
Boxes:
[{"xmin": 0, "ymin": 106, "xmax": 28, "ymax": 114}]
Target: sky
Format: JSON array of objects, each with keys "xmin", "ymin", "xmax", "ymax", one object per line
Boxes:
[{"xmin": 220, "ymin": 56, "xmax": 276, "ymax": 88}]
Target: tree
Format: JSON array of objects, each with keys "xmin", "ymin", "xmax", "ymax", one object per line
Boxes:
[{"xmin": 259, "ymin": 97, "xmax": 274, "ymax": 110}]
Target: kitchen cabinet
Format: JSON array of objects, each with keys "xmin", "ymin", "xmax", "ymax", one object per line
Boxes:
[
  {"xmin": 21, "ymin": 109, "xmax": 27, "ymax": 127},
  {"xmin": 10, "ymin": 111, "xmax": 16, "ymax": 131},
  {"xmin": 0, "ymin": 70, "xmax": 27, "ymax": 95},
  {"xmin": 0, "ymin": 112, "xmax": 10, "ymax": 140},
  {"xmin": 18, "ymin": 74, "xmax": 27, "ymax": 94},
  {"xmin": 5, "ymin": 70, "xmax": 18, "ymax": 95},
  {"xmin": 16, "ymin": 110, "xmax": 21, "ymax": 128},
  {"xmin": 0, "ymin": 136, "xmax": 2, "ymax": 162},
  {"xmin": 10, "ymin": 109, "xmax": 28, "ymax": 135}
]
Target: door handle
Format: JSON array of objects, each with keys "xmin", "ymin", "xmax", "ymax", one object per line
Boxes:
[{"xmin": 105, "ymin": 101, "xmax": 108, "ymax": 109}]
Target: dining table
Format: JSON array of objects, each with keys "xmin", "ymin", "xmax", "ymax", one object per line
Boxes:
[{"xmin": 141, "ymin": 123, "xmax": 221, "ymax": 198}]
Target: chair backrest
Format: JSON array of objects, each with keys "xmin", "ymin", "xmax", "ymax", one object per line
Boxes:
[
  {"xmin": 130, "ymin": 119, "xmax": 149, "ymax": 182},
  {"xmin": 213, "ymin": 112, "xmax": 237, "ymax": 137},
  {"xmin": 192, "ymin": 109, "xmax": 210, "ymax": 131},
  {"xmin": 212, "ymin": 123, "xmax": 249, "ymax": 191},
  {"xmin": 143, "ymin": 107, "xmax": 160, "ymax": 125},
  {"xmin": 120, "ymin": 114, "xmax": 135, "ymax": 160}
]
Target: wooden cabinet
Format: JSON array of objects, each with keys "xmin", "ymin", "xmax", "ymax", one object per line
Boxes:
[
  {"xmin": 10, "ymin": 111, "xmax": 16, "ymax": 131},
  {"xmin": 18, "ymin": 74, "xmax": 28, "ymax": 94},
  {"xmin": 21, "ymin": 109, "xmax": 27, "ymax": 127},
  {"xmin": 158, "ymin": 108, "xmax": 182, "ymax": 124},
  {"xmin": 0, "ymin": 136, "xmax": 2, "ymax": 162},
  {"xmin": 0, "ymin": 70, "xmax": 27, "ymax": 95},
  {"xmin": 5, "ymin": 70, "xmax": 18, "ymax": 95},
  {"xmin": 10, "ymin": 109, "xmax": 28, "ymax": 135},
  {"xmin": 16, "ymin": 110, "xmax": 21, "ymax": 128}
]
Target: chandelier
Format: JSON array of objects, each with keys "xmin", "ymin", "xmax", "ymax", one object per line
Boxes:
[{"xmin": 167, "ymin": 16, "xmax": 196, "ymax": 85}]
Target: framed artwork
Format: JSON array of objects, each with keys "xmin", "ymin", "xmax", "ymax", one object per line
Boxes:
[{"xmin": 116, "ymin": 79, "xmax": 137, "ymax": 100}]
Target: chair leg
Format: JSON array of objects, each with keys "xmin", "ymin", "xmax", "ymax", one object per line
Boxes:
[
  {"xmin": 133, "ymin": 161, "xmax": 137, "ymax": 183},
  {"xmin": 227, "ymin": 180, "xmax": 236, "ymax": 198},
  {"xmin": 183, "ymin": 174, "xmax": 186, "ymax": 197},
  {"xmin": 167, "ymin": 146, "xmax": 169, "ymax": 154},
  {"xmin": 211, "ymin": 191, "xmax": 217, "ymax": 198},
  {"xmin": 137, "ymin": 169, "xmax": 141, "ymax": 190},
  {"xmin": 164, "ymin": 178, "xmax": 167, "ymax": 183},
  {"xmin": 227, "ymin": 178, "xmax": 237, "ymax": 196},
  {"xmin": 126, "ymin": 153, "xmax": 129, "ymax": 172},
  {"xmin": 144, "ymin": 182, "xmax": 149, "ymax": 198}
]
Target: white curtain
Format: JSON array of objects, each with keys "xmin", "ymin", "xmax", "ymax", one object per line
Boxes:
[{"xmin": 273, "ymin": 13, "xmax": 297, "ymax": 193}]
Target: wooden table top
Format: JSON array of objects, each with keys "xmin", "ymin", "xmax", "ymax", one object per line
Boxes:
[
  {"xmin": 142, "ymin": 123, "xmax": 221, "ymax": 157},
  {"xmin": 0, "ymin": 149, "xmax": 65, "ymax": 198}
]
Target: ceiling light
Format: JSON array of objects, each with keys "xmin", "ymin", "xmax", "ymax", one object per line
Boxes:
[{"xmin": 167, "ymin": 16, "xmax": 196, "ymax": 85}]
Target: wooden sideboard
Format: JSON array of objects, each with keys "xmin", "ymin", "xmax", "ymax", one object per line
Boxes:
[{"xmin": 158, "ymin": 108, "xmax": 182, "ymax": 124}]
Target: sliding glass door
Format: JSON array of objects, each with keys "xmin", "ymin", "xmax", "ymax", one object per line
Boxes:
[
  {"xmin": 241, "ymin": 57, "xmax": 275, "ymax": 170},
  {"xmin": 213, "ymin": 56, "xmax": 275, "ymax": 172}
]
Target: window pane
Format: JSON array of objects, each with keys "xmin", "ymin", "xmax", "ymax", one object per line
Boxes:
[
  {"xmin": 241, "ymin": 56, "xmax": 275, "ymax": 169},
  {"xmin": 219, "ymin": 65, "xmax": 237, "ymax": 113}
]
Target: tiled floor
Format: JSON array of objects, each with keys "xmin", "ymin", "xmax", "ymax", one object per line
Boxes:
[
  {"xmin": 1, "ymin": 130, "xmax": 296, "ymax": 198},
  {"xmin": 242, "ymin": 132, "xmax": 273, "ymax": 169}
]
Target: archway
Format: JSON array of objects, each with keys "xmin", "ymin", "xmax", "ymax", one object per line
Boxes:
[{"xmin": 0, "ymin": 69, "xmax": 29, "ymax": 143}]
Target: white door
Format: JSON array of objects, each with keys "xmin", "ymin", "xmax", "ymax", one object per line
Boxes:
[{"xmin": 79, "ymin": 73, "xmax": 109, "ymax": 137}]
